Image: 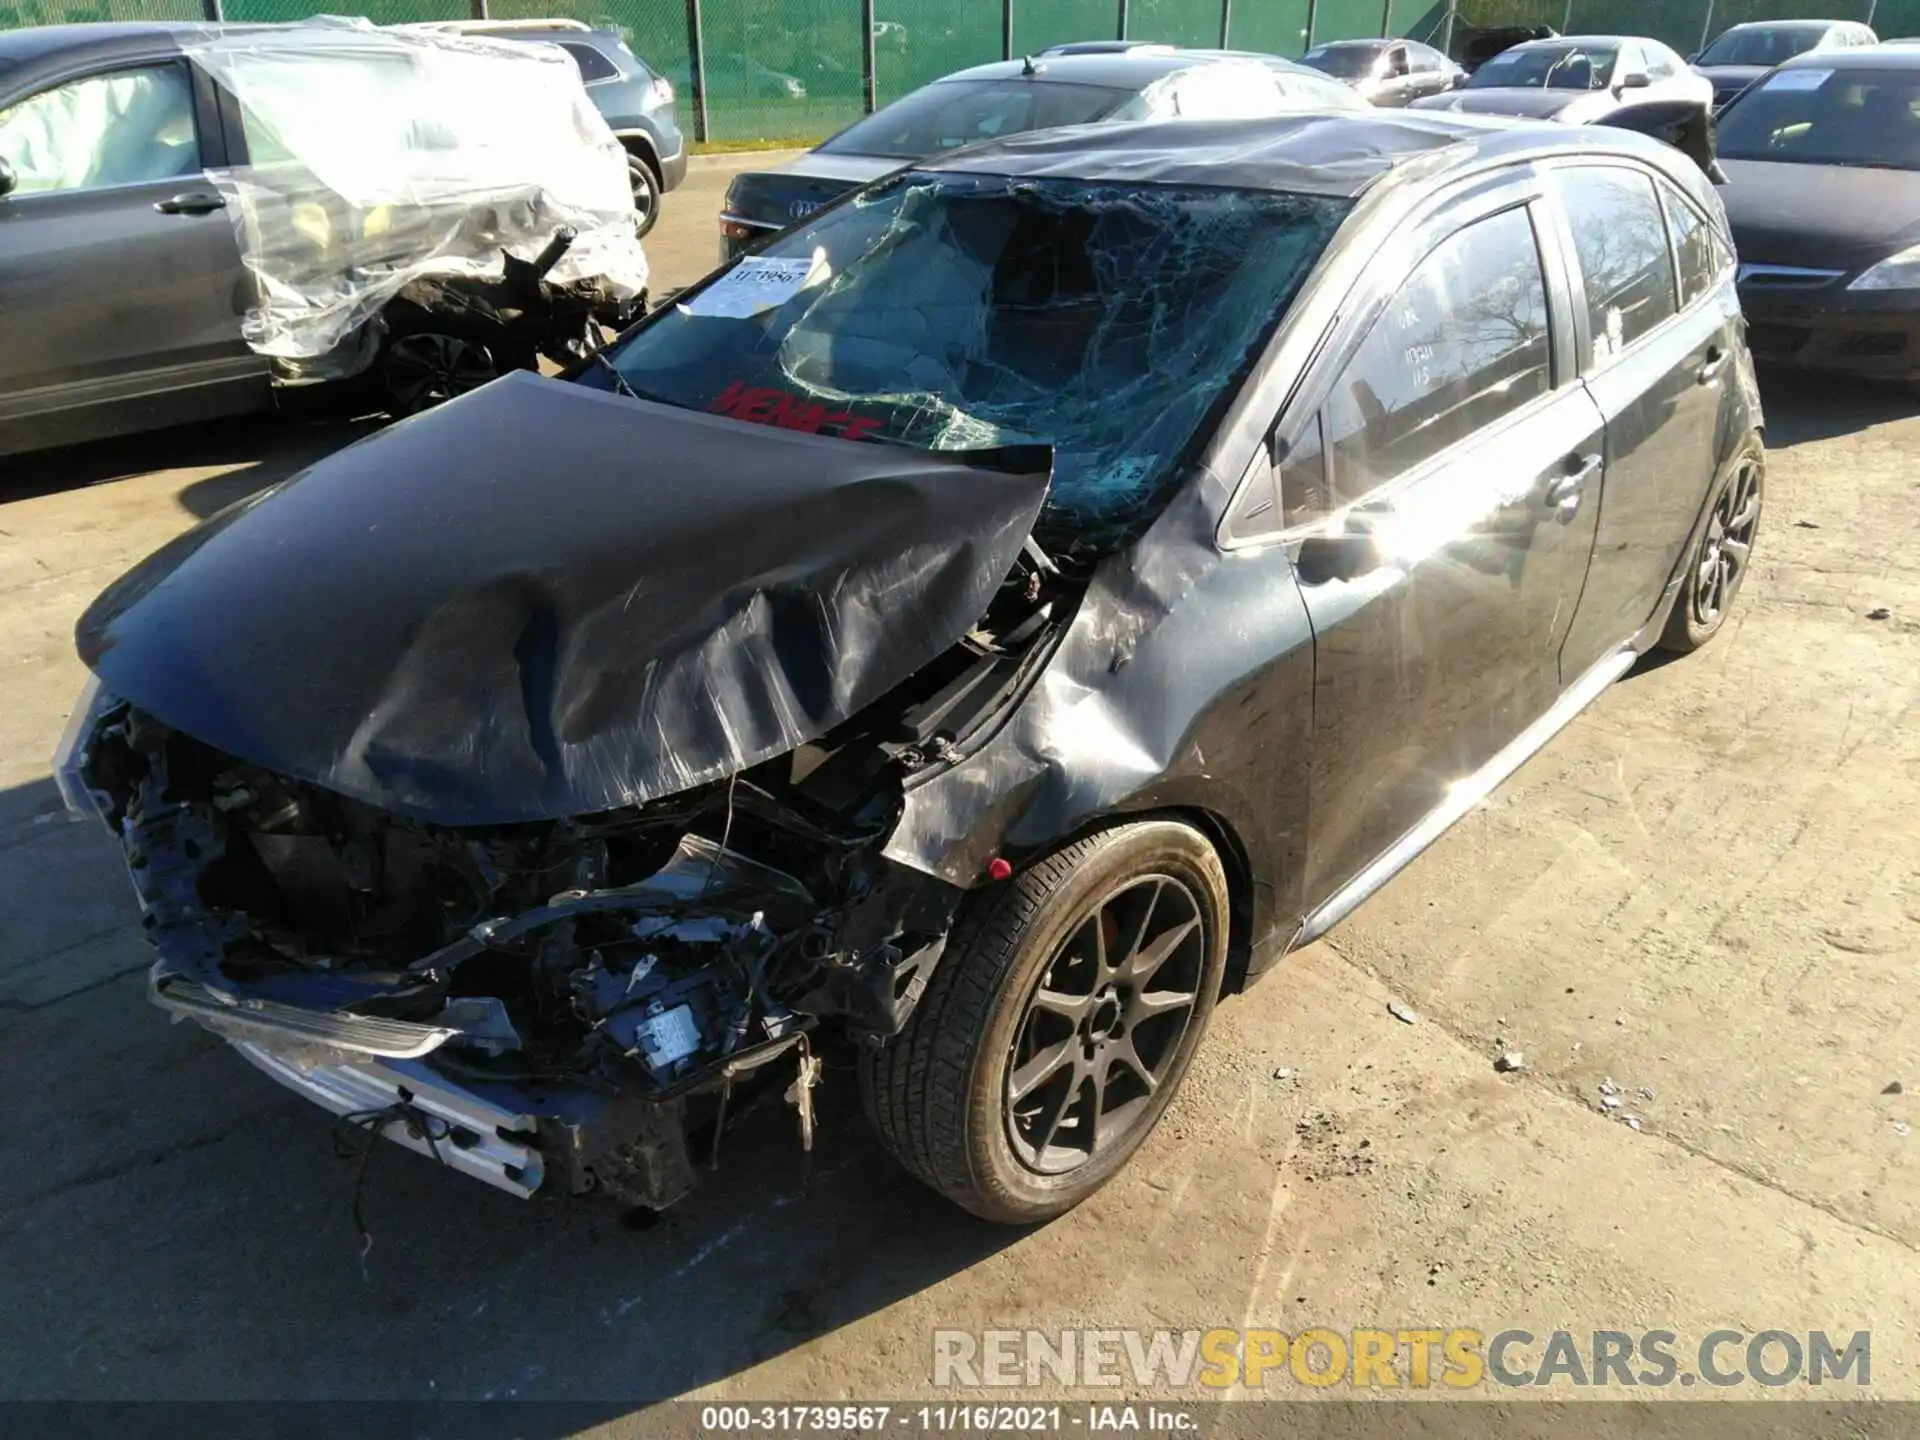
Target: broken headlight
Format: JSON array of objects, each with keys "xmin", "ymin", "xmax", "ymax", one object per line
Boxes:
[{"xmin": 51, "ymin": 673, "xmax": 118, "ymax": 828}]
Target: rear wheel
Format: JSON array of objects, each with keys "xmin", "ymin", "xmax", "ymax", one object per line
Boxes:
[
  {"xmin": 860, "ymin": 821, "xmax": 1229, "ymax": 1223},
  {"xmin": 1658, "ymin": 438, "xmax": 1764, "ymax": 653}
]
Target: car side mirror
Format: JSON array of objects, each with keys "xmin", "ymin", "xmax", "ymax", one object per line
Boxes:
[
  {"xmin": 1618, "ymin": 70, "xmax": 1652, "ymax": 90},
  {"xmin": 1293, "ymin": 517, "xmax": 1381, "ymax": 586},
  {"xmin": 1451, "ymin": 71, "xmax": 1469, "ymax": 88},
  {"xmin": 0, "ymin": 158, "xmax": 16, "ymax": 200},
  {"xmin": 1685, "ymin": 51, "xmax": 1699, "ymax": 63}
]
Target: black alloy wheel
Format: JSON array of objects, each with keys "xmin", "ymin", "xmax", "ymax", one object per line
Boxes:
[
  {"xmin": 382, "ymin": 331, "xmax": 498, "ymax": 416},
  {"xmin": 1661, "ymin": 438, "xmax": 1764, "ymax": 652},
  {"xmin": 1006, "ymin": 875, "xmax": 1206, "ymax": 1175},
  {"xmin": 861, "ymin": 820, "xmax": 1229, "ymax": 1223}
]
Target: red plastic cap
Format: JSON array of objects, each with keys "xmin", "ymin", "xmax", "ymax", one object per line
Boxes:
[{"xmin": 987, "ymin": 857, "xmax": 1013, "ymax": 882}]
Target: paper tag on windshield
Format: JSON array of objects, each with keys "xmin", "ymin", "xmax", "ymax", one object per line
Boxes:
[
  {"xmin": 682, "ymin": 249, "xmax": 830, "ymax": 319},
  {"xmin": 1766, "ymin": 68, "xmax": 1831, "ymax": 91}
]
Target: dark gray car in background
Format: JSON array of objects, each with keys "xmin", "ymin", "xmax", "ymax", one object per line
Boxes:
[
  {"xmin": 1298, "ymin": 37, "xmax": 1462, "ymax": 105},
  {"xmin": 0, "ymin": 21, "xmax": 637, "ymax": 459},
  {"xmin": 0, "ymin": 23, "xmax": 267, "ymax": 457},
  {"xmin": 718, "ymin": 46, "xmax": 1364, "ymax": 260},
  {"xmin": 1716, "ymin": 44, "xmax": 1920, "ymax": 382},
  {"xmin": 1689, "ymin": 17, "xmax": 1876, "ymax": 110},
  {"xmin": 404, "ymin": 19, "xmax": 686, "ymax": 236}
]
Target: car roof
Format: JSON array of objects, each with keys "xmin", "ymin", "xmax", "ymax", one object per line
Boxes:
[
  {"xmin": 1504, "ymin": 34, "xmax": 1639, "ymax": 50},
  {"xmin": 943, "ymin": 48, "xmax": 1310, "ymax": 86},
  {"xmin": 1717, "ymin": 18, "xmax": 1848, "ymax": 33},
  {"xmin": 915, "ymin": 109, "xmax": 1699, "ymax": 200},
  {"xmin": 1780, "ymin": 42, "xmax": 1920, "ymax": 67}
]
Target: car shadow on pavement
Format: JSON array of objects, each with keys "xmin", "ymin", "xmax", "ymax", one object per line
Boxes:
[
  {"xmin": 1, "ymin": 412, "xmax": 383, "ymax": 513},
  {"xmin": 1756, "ymin": 366, "xmax": 1915, "ymax": 448},
  {"xmin": 0, "ymin": 771, "xmax": 1025, "ymax": 1404}
]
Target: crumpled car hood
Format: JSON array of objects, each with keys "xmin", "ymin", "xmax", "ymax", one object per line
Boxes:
[{"xmin": 77, "ymin": 371, "xmax": 1050, "ymax": 825}]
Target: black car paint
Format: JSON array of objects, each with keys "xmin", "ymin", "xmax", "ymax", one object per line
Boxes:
[
  {"xmin": 66, "ymin": 112, "xmax": 1759, "ymax": 1207},
  {"xmin": 78, "ymin": 376, "xmax": 1052, "ymax": 826},
  {"xmin": 1715, "ymin": 52, "xmax": 1920, "ymax": 379}
]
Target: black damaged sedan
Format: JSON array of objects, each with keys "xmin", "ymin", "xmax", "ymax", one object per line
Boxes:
[{"xmin": 59, "ymin": 111, "xmax": 1762, "ymax": 1224}]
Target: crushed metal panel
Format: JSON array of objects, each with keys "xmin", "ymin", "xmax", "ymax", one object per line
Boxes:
[{"xmin": 75, "ymin": 373, "xmax": 1051, "ymax": 825}]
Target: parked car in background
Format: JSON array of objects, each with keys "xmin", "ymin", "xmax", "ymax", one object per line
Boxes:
[
  {"xmin": 1411, "ymin": 34, "xmax": 1709, "ymax": 122},
  {"xmin": 1715, "ymin": 44, "xmax": 1920, "ymax": 384},
  {"xmin": 1689, "ymin": 18, "xmax": 1876, "ymax": 110},
  {"xmin": 402, "ymin": 19, "xmax": 685, "ymax": 236},
  {"xmin": 718, "ymin": 48, "xmax": 1365, "ymax": 259},
  {"xmin": 1299, "ymin": 37, "xmax": 1463, "ymax": 105},
  {"xmin": 0, "ymin": 20, "xmax": 645, "ymax": 458},
  {"xmin": 60, "ymin": 108, "xmax": 1759, "ymax": 1226},
  {"xmin": 1457, "ymin": 23, "xmax": 1557, "ymax": 73}
]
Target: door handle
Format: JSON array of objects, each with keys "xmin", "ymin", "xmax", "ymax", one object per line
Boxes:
[
  {"xmin": 155, "ymin": 191, "xmax": 226, "ymax": 216},
  {"xmin": 1544, "ymin": 454, "xmax": 1601, "ymax": 520},
  {"xmin": 1696, "ymin": 345, "xmax": 1727, "ymax": 384}
]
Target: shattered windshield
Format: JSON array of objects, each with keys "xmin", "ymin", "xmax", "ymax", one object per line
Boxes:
[
  {"xmin": 586, "ymin": 173, "xmax": 1348, "ymax": 535},
  {"xmin": 818, "ymin": 79, "xmax": 1137, "ymax": 159},
  {"xmin": 1468, "ymin": 43, "xmax": 1618, "ymax": 89}
]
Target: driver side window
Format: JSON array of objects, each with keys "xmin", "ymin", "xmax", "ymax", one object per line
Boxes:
[{"xmin": 0, "ymin": 63, "xmax": 199, "ymax": 196}]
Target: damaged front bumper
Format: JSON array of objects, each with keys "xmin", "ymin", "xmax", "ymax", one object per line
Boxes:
[{"xmin": 65, "ymin": 692, "xmax": 989, "ymax": 1211}]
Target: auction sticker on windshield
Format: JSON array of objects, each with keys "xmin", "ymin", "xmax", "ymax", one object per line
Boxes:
[
  {"xmin": 1766, "ymin": 68, "xmax": 1832, "ymax": 90},
  {"xmin": 683, "ymin": 249, "xmax": 831, "ymax": 319}
]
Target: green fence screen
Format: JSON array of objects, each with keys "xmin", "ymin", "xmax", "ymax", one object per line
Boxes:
[{"xmin": 7, "ymin": 0, "xmax": 1918, "ymax": 139}]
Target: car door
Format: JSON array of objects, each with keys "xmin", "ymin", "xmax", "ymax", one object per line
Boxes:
[
  {"xmin": 1271, "ymin": 181, "xmax": 1608, "ymax": 909},
  {"xmin": 0, "ymin": 56, "xmax": 265, "ymax": 457},
  {"xmin": 1554, "ymin": 162, "xmax": 1733, "ymax": 679}
]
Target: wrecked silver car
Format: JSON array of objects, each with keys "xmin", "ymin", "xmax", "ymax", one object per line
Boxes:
[{"xmin": 58, "ymin": 111, "xmax": 1760, "ymax": 1224}]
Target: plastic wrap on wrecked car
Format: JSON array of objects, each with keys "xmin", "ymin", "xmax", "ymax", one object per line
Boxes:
[
  {"xmin": 75, "ymin": 372, "xmax": 1051, "ymax": 825},
  {"xmin": 181, "ymin": 18, "xmax": 647, "ymax": 360}
]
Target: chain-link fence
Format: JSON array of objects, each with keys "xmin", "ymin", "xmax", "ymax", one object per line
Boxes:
[{"xmin": 9, "ymin": 0, "xmax": 1920, "ymax": 140}]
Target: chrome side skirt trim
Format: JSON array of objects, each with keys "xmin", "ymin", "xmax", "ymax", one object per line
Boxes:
[
  {"xmin": 232, "ymin": 1042, "xmax": 545, "ymax": 1198},
  {"xmin": 1292, "ymin": 646, "xmax": 1638, "ymax": 948}
]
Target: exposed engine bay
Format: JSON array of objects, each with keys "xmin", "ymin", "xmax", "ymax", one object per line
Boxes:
[{"xmin": 66, "ymin": 536, "xmax": 1075, "ymax": 1209}]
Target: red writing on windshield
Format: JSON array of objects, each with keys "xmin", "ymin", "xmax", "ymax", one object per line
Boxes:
[{"xmin": 708, "ymin": 381, "xmax": 883, "ymax": 442}]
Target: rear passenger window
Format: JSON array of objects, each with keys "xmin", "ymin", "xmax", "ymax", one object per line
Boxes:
[
  {"xmin": 1662, "ymin": 186, "xmax": 1733, "ymax": 306},
  {"xmin": 1559, "ymin": 167, "xmax": 1677, "ymax": 363},
  {"xmin": 1323, "ymin": 206, "xmax": 1551, "ymax": 507},
  {"xmin": 560, "ymin": 42, "xmax": 621, "ymax": 83}
]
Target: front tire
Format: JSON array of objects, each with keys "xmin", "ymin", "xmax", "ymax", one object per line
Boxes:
[
  {"xmin": 1658, "ymin": 437, "xmax": 1764, "ymax": 653},
  {"xmin": 861, "ymin": 821, "xmax": 1230, "ymax": 1223}
]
